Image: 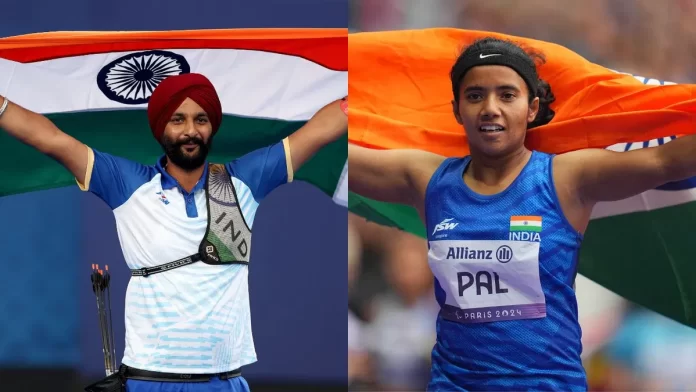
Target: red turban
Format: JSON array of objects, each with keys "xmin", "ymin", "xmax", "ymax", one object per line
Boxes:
[{"xmin": 147, "ymin": 73, "xmax": 223, "ymax": 141}]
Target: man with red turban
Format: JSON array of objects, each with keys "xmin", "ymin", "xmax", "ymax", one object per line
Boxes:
[
  {"xmin": 147, "ymin": 73, "xmax": 223, "ymax": 174},
  {"xmin": 0, "ymin": 73, "xmax": 347, "ymax": 392}
]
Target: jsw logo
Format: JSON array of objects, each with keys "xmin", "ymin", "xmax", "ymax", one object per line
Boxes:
[{"xmin": 433, "ymin": 218, "xmax": 459, "ymax": 235}]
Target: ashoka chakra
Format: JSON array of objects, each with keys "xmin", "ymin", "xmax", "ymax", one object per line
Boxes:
[{"xmin": 96, "ymin": 50, "xmax": 191, "ymax": 105}]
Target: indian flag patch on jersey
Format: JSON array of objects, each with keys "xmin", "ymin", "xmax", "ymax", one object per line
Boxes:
[{"xmin": 510, "ymin": 216, "xmax": 542, "ymax": 232}]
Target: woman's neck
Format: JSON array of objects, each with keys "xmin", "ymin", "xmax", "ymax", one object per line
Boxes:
[{"xmin": 465, "ymin": 147, "xmax": 532, "ymax": 193}]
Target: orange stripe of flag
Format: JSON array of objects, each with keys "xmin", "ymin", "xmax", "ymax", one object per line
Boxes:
[
  {"xmin": 348, "ymin": 28, "xmax": 696, "ymax": 156},
  {"xmin": 510, "ymin": 216, "xmax": 542, "ymax": 222},
  {"xmin": 0, "ymin": 29, "xmax": 348, "ymax": 70}
]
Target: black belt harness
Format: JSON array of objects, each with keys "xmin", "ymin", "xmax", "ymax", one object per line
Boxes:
[
  {"xmin": 131, "ymin": 254, "xmax": 202, "ymax": 277},
  {"xmin": 130, "ymin": 163, "xmax": 252, "ymax": 278},
  {"xmin": 84, "ymin": 365, "xmax": 243, "ymax": 391},
  {"xmin": 122, "ymin": 364, "xmax": 242, "ymax": 382}
]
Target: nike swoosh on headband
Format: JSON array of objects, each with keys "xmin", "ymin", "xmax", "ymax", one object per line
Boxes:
[{"xmin": 479, "ymin": 53, "xmax": 502, "ymax": 58}]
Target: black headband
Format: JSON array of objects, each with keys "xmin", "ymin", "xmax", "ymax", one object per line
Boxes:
[{"xmin": 451, "ymin": 49, "xmax": 539, "ymax": 99}]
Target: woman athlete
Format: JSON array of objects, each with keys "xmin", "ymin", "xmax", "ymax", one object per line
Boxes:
[{"xmin": 348, "ymin": 37, "xmax": 696, "ymax": 391}]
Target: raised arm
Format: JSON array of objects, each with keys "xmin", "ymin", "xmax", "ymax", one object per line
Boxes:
[
  {"xmin": 348, "ymin": 144, "xmax": 445, "ymax": 212},
  {"xmin": 0, "ymin": 96, "xmax": 89, "ymax": 184},
  {"xmin": 287, "ymin": 98, "xmax": 347, "ymax": 172},
  {"xmin": 556, "ymin": 134, "xmax": 696, "ymax": 205}
]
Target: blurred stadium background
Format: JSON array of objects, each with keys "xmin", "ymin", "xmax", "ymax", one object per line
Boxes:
[
  {"xmin": 0, "ymin": 1, "xmax": 347, "ymax": 391},
  {"xmin": 348, "ymin": 1, "xmax": 696, "ymax": 391}
]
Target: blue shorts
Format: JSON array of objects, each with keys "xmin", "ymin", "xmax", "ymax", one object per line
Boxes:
[{"xmin": 125, "ymin": 376, "xmax": 250, "ymax": 392}]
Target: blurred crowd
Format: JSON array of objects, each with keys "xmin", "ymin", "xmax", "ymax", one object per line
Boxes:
[
  {"xmin": 349, "ymin": 214, "xmax": 435, "ymax": 391},
  {"xmin": 348, "ymin": 1, "xmax": 696, "ymax": 390},
  {"xmin": 350, "ymin": 0, "xmax": 696, "ymax": 83}
]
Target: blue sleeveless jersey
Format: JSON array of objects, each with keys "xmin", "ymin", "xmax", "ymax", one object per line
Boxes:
[{"xmin": 424, "ymin": 151, "xmax": 587, "ymax": 391}]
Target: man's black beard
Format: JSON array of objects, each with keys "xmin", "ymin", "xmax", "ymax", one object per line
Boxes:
[{"xmin": 161, "ymin": 136, "xmax": 212, "ymax": 172}]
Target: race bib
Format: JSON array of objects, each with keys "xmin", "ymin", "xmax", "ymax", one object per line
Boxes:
[{"xmin": 428, "ymin": 240, "xmax": 546, "ymax": 323}]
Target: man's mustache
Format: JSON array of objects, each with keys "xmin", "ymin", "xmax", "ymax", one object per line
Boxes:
[{"xmin": 175, "ymin": 137, "xmax": 204, "ymax": 147}]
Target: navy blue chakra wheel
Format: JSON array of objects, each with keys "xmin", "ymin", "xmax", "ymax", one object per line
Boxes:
[{"xmin": 97, "ymin": 50, "xmax": 191, "ymax": 105}]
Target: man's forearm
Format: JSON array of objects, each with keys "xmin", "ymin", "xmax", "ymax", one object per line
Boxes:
[
  {"xmin": 286, "ymin": 98, "xmax": 348, "ymax": 171},
  {"xmin": 306, "ymin": 98, "xmax": 348, "ymax": 145},
  {"xmin": 0, "ymin": 95, "xmax": 89, "ymax": 182},
  {"xmin": 0, "ymin": 95, "xmax": 62, "ymax": 154}
]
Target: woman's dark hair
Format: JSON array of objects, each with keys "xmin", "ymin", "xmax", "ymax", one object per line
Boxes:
[{"xmin": 450, "ymin": 37, "xmax": 556, "ymax": 129}]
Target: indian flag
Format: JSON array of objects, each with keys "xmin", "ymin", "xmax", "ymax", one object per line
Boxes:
[
  {"xmin": 349, "ymin": 28, "xmax": 696, "ymax": 328},
  {"xmin": 0, "ymin": 29, "xmax": 348, "ymax": 206},
  {"xmin": 509, "ymin": 216, "xmax": 542, "ymax": 232}
]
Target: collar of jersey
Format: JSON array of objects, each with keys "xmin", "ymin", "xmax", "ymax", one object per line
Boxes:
[{"xmin": 155, "ymin": 155, "xmax": 209, "ymax": 194}]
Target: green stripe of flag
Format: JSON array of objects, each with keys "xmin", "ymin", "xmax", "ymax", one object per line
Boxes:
[
  {"xmin": 510, "ymin": 225, "xmax": 542, "ymax": 232},
  {"xmin": 348, "ymin": 193, "xmax": 426, "ymax": 237},
  {"xmin": 580, "ymin": 200, "xmax": 696, "ymax": 327},
  {"xmin": 0, "ymin": 110, "xmax": 346, "ymax": 198}
]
